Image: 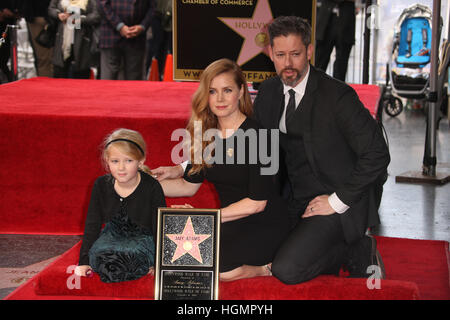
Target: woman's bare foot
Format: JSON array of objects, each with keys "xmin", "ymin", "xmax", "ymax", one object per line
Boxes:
[{"xmin": 220, "ymin": 263, "xmax": 273, "ymax": 282}]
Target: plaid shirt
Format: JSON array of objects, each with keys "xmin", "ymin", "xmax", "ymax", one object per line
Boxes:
[{"xmin": 97, "ymin": 0, "xmax": 154, "ymax": 48}]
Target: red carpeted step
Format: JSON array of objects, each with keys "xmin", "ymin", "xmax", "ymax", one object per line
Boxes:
[
  {"xmin": 31, "ymin": 241, "xmax": 419, "ymax": 300},
  {"xmin": 11, "ymin": 235, "xmax": 450, "ymax": 300},
  {"xmin": 220, "ymin": 276, "xmax": 419, "ymax": 300},
  {"xmin": 376, "ymin": 236, "xmax": 450, "ymax": 300}
]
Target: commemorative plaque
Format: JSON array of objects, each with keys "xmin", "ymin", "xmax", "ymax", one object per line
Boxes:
[{"xmin": 154, "ymin": 208, "xmax": 221, "ymax": 300}]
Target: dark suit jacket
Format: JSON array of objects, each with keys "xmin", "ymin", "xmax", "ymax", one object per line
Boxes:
[{"xmin": 253, "ymin": 66, "xmax": 390, "ymax": 244}]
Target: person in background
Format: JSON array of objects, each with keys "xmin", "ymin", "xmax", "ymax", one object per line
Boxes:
[
  {"xmin": 145, "ymin": 0, "xmax": 172, "ymax": 80},
  {"xmin": 23, "ymin": 0, "xmax": 54, "ymax": 78},
  {"xmin": 76, "ymin": 128, "xmax": 166, "ymax": 283},
  {"xmin": 97, "ymin": 0, "xmax": 154, "ymax": 80},
  {"xmin": 48, "ymin": 0, "xmax": 100, "ymax": 79},
  {"xmin": 315, "ymin": 0, "xmax": 357, "ymax": 82}
]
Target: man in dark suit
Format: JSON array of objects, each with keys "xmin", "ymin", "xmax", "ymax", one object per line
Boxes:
[{"xmin": 253, "ymin": 16, "xmax": 389, "ymax": 284}]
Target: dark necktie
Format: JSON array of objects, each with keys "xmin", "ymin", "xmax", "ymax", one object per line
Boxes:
[{"xmin": 285, "ymin": 89, "xmax": 296, "ymax": 129}]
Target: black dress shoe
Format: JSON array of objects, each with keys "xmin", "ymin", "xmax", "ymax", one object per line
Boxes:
[{"xmin": 344, "ymin": 235, "xmax": 386, "ymax": 279}]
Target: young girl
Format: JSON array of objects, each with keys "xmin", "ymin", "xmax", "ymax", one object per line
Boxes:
[{"xmin": 76, "ymin": 128, "xmax": 166, "ymax": 283}]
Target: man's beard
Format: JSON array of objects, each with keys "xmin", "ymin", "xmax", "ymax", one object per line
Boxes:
[{"xmin": 280, "ymin": 67, "xmax": 302, "ymax": 87}]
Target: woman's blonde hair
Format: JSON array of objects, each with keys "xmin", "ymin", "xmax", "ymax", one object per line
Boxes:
[
  {"xmin": 101, "ymin": 128, "xmax": 152, "ymax": 175},
  {"xmin": 186, "ymin": 58, "xmax": 253, "ymax": 175}
]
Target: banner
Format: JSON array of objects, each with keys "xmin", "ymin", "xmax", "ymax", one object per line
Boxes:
[{"xmin": 173, "ymin": 0, "xmax": 316, "ymax": 81}]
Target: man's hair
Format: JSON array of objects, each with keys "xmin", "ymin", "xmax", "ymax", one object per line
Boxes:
[{"xmin": 268, "ymin": 16, "xmax": 312, "ymax": 47}]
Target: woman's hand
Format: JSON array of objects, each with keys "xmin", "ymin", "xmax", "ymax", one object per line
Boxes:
[{"xmin": 75, "ymin": 265, "xmax": 93, "ymax": 277}]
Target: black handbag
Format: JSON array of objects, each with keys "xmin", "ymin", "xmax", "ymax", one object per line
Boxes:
[{"xmin": 36, "ymin": 23, "xmax": 56, "ymax": 48}]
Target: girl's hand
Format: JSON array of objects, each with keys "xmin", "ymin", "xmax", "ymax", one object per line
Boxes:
[
  {"xmin": 170, "ymin": 203, "xmax": 194, "ymax": 209},
  {"xmin": 75, "ymin": 265, "xmax": 93, "ymax": 277}
]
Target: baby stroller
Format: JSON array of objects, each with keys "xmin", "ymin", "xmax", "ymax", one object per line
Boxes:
[{"xmin": 380, "ymin": 4, "xmax": 434, "ymax": 117}]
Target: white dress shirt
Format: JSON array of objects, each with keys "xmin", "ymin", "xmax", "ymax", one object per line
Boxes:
[{"xmin": 279, "ymin": 66, "xmax": 310, "ymax": 134}]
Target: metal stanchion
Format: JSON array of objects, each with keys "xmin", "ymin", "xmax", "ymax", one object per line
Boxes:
[{"xmin": 423, "ymin": 0, "xmax": 440, "ymax": 177}]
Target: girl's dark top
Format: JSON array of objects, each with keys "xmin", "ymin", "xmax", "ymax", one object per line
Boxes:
[
  {"xmin": 183, "ymin": 117, "xmax": 290, "ymax": 272},
  {"xmin": 78, "ymin": 171, "xmax": 166, "ymax": 265}
]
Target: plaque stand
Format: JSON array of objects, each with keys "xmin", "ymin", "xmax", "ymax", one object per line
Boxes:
[{"xmin": 154, "ymin": 208, "xmax": 221, "ymax": 300}]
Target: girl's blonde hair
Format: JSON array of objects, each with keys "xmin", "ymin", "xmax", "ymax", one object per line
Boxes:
[
  {"xmin": 101, "ymin": 128, "xmax": 152, "ymax": 175},
  {"xmin": 186, "ymin": 58, "xmax": 253, "ymax": 175}
]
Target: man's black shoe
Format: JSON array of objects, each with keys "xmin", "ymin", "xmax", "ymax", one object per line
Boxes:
[{"xmin": 344, "ymin": 235, "xmax": 386, "ymax": 279}]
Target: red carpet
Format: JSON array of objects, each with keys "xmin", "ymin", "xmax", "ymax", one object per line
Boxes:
[
  {"xmin": 3, "ymin": 78, "xmax": 448, "ymax": 300},
  {"xmin": 5, "ymin": 236, "xmax": 449, "ymax": 300}
]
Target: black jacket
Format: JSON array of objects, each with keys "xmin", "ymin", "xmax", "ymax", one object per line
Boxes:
[{"xmin": 78, "ymin": 171, "xmax": 166, "ymax": 265}]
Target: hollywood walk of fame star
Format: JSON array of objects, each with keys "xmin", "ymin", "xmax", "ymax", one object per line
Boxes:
[
  {"xmin": 166, "ymin": 216, "xmax": 211, "ymax": 264},
  {"xmin": 218, "ymin": 0, "xmax": 274, "ymax": 66}
]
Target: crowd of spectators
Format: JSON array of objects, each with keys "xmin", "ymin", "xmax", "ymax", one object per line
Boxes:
[{"xmin": 0, "ymin": 0, "xmax": 172, "ymax": 83}]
